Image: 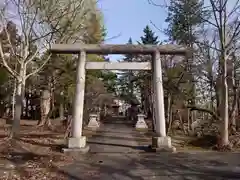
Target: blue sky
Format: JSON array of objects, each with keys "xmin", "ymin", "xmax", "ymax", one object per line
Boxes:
[{"xmin": 97, "ymin": 0, "xmax": 169, "ymax": 61}]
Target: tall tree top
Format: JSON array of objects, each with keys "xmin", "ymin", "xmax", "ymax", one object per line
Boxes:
[
  {"xmin": 127, "ymin": 37, "xmax": 133, "ymax": 44},
  {"xmin": 124, "ymin": 37, "xmax": 134, "ymax": 61},
  {"xmin": 140, "ymin": 25, "xmax": 159, "ymax": 45},
  {"xmin": 165, "ymin": 0, "xmax": 205, "ymax": 45}
]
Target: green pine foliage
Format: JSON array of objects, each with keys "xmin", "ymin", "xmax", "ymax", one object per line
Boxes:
[
  {"xmin": 139, "ymin": 25, "xmax": 159, "ymax": 45},
  {"xmin": 165, "ymin": 0, "xmax": 206, "ymax": 45}
]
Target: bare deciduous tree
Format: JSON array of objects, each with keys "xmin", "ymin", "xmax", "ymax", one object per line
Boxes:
[{"xmin": 0, "ymin": 0, "xmax": 97, "ymax": 138}]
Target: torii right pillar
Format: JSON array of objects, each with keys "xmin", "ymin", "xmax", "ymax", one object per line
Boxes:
[{"xmin": 152, "ymin": 50, "xmax": 176, "ymax": 152}]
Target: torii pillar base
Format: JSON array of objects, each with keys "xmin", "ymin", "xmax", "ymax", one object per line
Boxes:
[
  {"xmin": 62, "ymin": 136, "xmax": 90, "ymax": 154},
  {"xmin": 150, "ymin": 136, "xmax": 176, "ymax": 153}
]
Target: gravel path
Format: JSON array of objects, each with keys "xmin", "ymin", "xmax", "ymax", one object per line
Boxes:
[{"xmin": 60, "ymin": 119, "xmax": 240, "ymax": 180}]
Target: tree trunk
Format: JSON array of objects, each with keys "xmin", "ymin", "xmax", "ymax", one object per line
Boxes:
[
  {"xmin": 229, "ymin": 57, "xmax": 238, "ymax": 134},
  {"xmin": 59, "ymin": 92, "xmax": 65, "ymax": 120},
  {"xmin": 25, "ymin": 92, "xmax": 29, "ymax": 118},
  {"xmin": 10, "ymin": 64, "xmax": 26, "ymax": 138},
  {"xmin": 12, "ymin": 79, "xmax": 17, "ymax": 120},
  {"xmin": 179, "ymin": 110, "xmax": 187, "ymax": 135},
  {"xmin": 215, "ymin": 79, "xmax": 221, "ymax": 117},
  {"xmin": 166, "ymin": 99, "xmax": 173, "ymax": 135},
  {"xmin": 237, "ymin": 93, "xmax": 240, "ymax": 130},
  {"xmin": 59, "ymin": 102, "xmax": 64, "ymax": 120},
  {"xmin": 10, "ymin": 81, "xmax": 23, "ymax": 138},
  {"xmin": 50, "ymin": 90, "xmax": 55, "ymax": 120},
  {"xmin": 38, "ymin": 90, "xmax": 51, "ymax": 126},
  {"xmin": 187, "ymin": 108, "xmax": 191, "ymax": 132},
  {"xmin": 230, "ymin": 85, "xmax": 237, "ymax": 134},
  {"xmin": 220, "ymin": 55, "xmax": 229, "ymax": 146},
  {"xmin": 166, "ymin": 93, "xmax": 173, "ymax": 132}
]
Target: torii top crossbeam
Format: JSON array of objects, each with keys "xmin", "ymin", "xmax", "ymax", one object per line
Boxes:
[{"xmin": 50, "ymin": 44, "xmax": 189, "ymax": 55}]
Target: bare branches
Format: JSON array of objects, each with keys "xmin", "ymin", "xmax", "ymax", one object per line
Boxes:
[
  {"xmin": 25, "ymin": 54, "xmax": 51, "ymax": 79},
  {"xmin": 147, "ymin": 0, "xmax": 168, "ymax": 8},
  {"xmin": 0, "ymin": 0, "xmax": 96, "ymax": 82}
]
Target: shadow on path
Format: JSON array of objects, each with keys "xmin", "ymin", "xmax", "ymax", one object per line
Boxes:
[
  {"xmin": 61, "ymin": 152, "xmax": 240, "ymax": 180},
  {"xmin": 61, "ymin": 117, "xmax": 240, "ymax": 179},
  {"xmin": 88, "ymin": 141, "xmax": 149, "ymax": 152}
]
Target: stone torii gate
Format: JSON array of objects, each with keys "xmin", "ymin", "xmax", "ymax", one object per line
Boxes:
[{"xmin": 50, "ymin": 44, "xmax": 188, "ymax": 152}]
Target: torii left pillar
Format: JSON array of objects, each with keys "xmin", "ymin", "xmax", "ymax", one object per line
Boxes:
[
  {"xmin": 151, "ymin": 50, "xmax": 175, "ymax": 152},
  {"xmin": 63, "ymin": 51, "xmax": 89, "ymax": 153}
]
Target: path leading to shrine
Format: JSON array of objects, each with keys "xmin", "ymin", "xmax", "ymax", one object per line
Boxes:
[{"xmin": 60, "ymin": 117, "xmax": 240, "ymax": 180}]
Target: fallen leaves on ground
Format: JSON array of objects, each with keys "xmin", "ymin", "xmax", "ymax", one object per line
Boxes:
[{"xmin": 0, "ymin": 120, "xmax": 78, "ymax": 180}]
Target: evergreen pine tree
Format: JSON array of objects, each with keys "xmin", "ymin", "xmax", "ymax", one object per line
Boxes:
[
  {"xmin": 139, "ymin": 25, "xmax": 159, "ymax": 45},
  {"xmin": 165, "ymin": 0, "xmax": 206, "ymax": 122},
  {"xmin": 118, "ymin": 38, "xmax": 135, "ymax": 101},
  {"xmin": 165, "ymin": 0, "xmax": 205, "ymax": 45},
  {"xmin": 138, "ymin": 25, "xmax": 160, "ymax": 117}
]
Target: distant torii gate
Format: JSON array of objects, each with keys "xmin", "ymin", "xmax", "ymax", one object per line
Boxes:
[{"xmin": 50, "ymin": 44, "xmax": 189, "ymax": 152}]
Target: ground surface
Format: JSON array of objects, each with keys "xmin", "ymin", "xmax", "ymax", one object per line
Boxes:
[
  {"xmin": 61, "ymin": 118, "xmax": 240, "ymax": 180},
  {"xmin": 0, "ymin": 119, "xmax": 95, "ymax": 179},
  {"xmin": 1, "ymin": 118, "xmax": 240, "ymax": 179}
]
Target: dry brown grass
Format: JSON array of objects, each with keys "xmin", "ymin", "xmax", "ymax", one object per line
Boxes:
[{"xmin": 0, "ymin": 118, "xmax": 97, "ymax": 180}]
